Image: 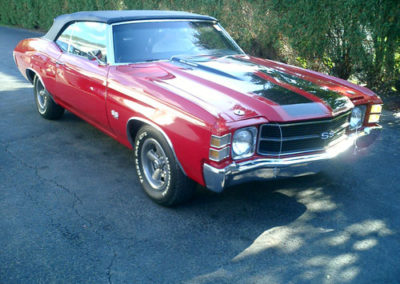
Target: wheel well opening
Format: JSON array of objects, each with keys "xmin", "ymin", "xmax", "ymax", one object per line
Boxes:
[
  {"xmin": 127, "ymin": 119, "xmax": 145, "ymax": 147},
  {"xmin": 26, "ymin": 69, "xmax": 35, "ymax": 84}
]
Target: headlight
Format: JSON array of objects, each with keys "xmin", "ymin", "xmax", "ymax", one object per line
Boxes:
[
  {"xmin": 232, "ymin": 127, "xmax": 257, "ymax": 160},
  {"xmin": 350, "ymin": 105, "xmax": 366, "ymax": 130}
]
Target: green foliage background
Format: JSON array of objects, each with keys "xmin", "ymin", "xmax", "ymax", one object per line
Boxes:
[{"xmin": 1, "ymin": 0, "xmax": 399, "ymax": 97}]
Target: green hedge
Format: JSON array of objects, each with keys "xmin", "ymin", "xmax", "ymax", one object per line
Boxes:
[
  {"xmin": 0, "ymin": 0, "xmax": 278, "ymax": 58},
  {"xmin": 1, "ymin": 0, "xmax": 399, "ymax": 95}
]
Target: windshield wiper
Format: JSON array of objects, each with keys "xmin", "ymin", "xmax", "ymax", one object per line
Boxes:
[{"xmin": 143, "ymin": 59, "xmax": 160, "ymax": 62}]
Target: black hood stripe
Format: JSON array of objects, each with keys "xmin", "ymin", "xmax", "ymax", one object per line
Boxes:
[
  {"xmin": 170, "ymin": 56, "xmax": 316, "ymax": 106},
  {"xmin": 232, "ymin": 57, "xmax": 350, "ymax": 112},
  {"xmin": 250, "ymin": 72, "xmax": 312, "ymax": 105}
]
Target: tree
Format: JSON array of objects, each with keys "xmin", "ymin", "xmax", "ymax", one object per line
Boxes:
[{"xmin": 271, "ymin": 0, "xmax": 400, "ymax": 92}]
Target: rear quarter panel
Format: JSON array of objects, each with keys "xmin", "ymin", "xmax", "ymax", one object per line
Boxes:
[{"xmin": 14, "ymin": 38, "xmax": 62, "ymax": 98}]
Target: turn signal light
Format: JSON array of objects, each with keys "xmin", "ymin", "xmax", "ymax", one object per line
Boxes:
[
  {"xmin": 368, "ymin": 114, "xmax": 381, "ymax": 124},
  {"xmin": 209, "ymin": 147, "xmax": 230, "ymax": 162},
  {"xmin": 370, "ymin": 104, "xmax": 382, "ymax": 114},
  {"xmin": 210, "ymin": 134, "xmax": 231, "ymax": 148}
]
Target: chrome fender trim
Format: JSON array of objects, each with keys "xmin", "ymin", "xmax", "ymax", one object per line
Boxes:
[
  {"xmin": 26, "ymin": 67, "xmax": 42, "ymax": 85},
  {"xmin": 126, "ymin": 117, "xmax": 186, "ymax": 176},
  {"xmin": 26, "ymin": 68, "xmax": 57, "ymax": 101}
]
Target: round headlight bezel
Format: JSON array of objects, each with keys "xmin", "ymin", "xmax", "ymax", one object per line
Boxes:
[
  {"xmin": 350, "ymin": 105, "xmax": 367, "ymax": 130},
  {"xmin": 232, "ymin": 127, "xmax": 257, "ymax": 160}
]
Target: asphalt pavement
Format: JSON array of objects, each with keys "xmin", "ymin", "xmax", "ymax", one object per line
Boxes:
[{"xmin": 0, "ymin": 26, "xmax": 399, "ymax": 284}]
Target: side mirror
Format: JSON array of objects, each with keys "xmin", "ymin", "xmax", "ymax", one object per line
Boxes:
[{"xmin": 88, "ymin": 50, "xmax": 107, "ymax": 66}]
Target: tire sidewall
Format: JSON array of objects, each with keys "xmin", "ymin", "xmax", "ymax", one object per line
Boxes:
[
  {"xmin": 34, "ymin": 77, "xmax": 49, "ymax": 115},
  {"xmin": 134, "ymin": 127, "xmax": 176, "ymax": 204}
]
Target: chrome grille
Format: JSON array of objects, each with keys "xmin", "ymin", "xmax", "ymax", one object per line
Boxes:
[{"xmin": 258, "ymin": 112, "xmax": 351, "ymax": 156}]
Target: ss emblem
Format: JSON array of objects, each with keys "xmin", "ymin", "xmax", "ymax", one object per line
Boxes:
[{"xmin": 321, "ymin": 130, "xmax": 335, "ymax": 140}]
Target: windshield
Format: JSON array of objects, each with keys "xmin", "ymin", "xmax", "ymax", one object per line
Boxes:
[{"xmin": 112, "ymin": 21, "xmax": 243, "ymax": 63}]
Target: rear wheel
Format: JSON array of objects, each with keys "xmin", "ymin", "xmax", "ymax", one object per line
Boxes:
[
  {"xmin": 134, "ymin": 126, "xmax": 195, "ymax": 206},
  {"xmin": 34, "ymin": 76, "xmax": 64, "ymax": 120}
]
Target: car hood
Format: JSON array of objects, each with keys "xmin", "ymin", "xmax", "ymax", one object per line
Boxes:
[{"xmin": 121, "ymin": 55, "xmax": 379, "ymax": 123}]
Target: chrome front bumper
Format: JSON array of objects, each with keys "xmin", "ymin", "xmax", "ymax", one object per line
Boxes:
[{"xmin": 203, "ymin": 126, "xmax": 381, "ymax": 192}]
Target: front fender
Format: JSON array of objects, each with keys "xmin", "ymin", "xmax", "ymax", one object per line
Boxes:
[{"xmin": 125, "ymin": 113, "xmax": 212, "ymax": 186}]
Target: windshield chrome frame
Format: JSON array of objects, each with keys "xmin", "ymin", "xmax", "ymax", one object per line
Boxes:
[{"xmin": 107, "ymin": 19, "xmax": 245, "ymax": 66}]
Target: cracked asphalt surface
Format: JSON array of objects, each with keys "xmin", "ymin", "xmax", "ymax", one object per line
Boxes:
[{"xmin": 1, "ymin": 26, "xmax": 400, "ymax": 284}]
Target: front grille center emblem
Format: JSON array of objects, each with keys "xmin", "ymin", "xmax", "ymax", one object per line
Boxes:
[{"xmin": 321, "ymin": 130, "xmax": 335, "ymax": 140}]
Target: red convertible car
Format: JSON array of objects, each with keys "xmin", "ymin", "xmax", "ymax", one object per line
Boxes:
[{"xmin": 14, "ymin": 10, "xmax": 383, "ymax": 205}]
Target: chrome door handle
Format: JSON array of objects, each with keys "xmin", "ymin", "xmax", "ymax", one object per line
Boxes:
[{"xmin": 56, "ymin": 61, "xmax": 65, "ymax": 65}]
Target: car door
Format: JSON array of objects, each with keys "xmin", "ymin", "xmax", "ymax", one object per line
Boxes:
[{"xmin": 55, "ymin": 22, "xmax": 110, "ymax": 129}]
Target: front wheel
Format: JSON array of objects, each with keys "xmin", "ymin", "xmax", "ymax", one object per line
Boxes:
[
  {"xmin": 34, "ymin": 76, "xmax": 64, "ymax": 120},
  {"xmin": 134, "ymin": 126, "xmax": 195, "ymax": 206}
]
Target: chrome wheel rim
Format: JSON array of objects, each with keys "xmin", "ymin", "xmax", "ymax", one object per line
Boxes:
[
  {"xmin": 140, "ymin": 138, "xmax": 170, "ymax": 191},
  {"xmin": 36, "ymin": 81, "xmax": 47, "ymax": 113}
]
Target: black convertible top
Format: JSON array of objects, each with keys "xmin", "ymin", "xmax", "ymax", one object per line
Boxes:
[{"xmin": 44, "ymin": 10, "xmax": 216, "ymax": 41}]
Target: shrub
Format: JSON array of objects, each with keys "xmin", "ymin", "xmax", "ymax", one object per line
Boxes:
[{"xmin": 1, "ymin": 0, "xmax": 398, "ymax": 95}]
